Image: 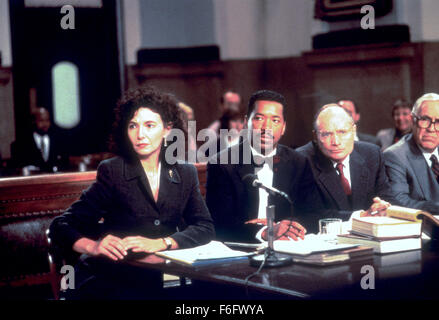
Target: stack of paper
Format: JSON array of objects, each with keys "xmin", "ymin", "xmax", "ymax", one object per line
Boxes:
[
  {"xmin": 267, "ymin": 234, "xmax": 373, "ymax": 266},
  {"xmin": 155, "ymin": 241, "xmax": 254, "ymax": 266},
  {"xmin": 337, "ymin": 233, "xmax": 421, "ymax": 254}
]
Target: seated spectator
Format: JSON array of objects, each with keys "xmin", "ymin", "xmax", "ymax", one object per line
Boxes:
[
  {"xmin": 206, "ymin": 90, "xmax": 241, "ymax": 136},
  {"xmin": 202, "ymin": 108, "xmax": 244, "ymax": 159},
  {"xmin": 178, "ymin": 101, "xmax": 197, "ymax": 162},
  {"xmin": 10, "ymin": 107, "xmax": 67, "ymax": 175},
  {"xmin": 377, "ymin": 99, "xmax": 413, "ymax": 151},
  {"xmin": 338, "ymin": 99, "xmax": 381, "ymax": 147}
]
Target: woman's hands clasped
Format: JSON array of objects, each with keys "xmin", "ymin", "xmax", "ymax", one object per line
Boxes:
[{"xmin": 89, "ymin": 234, "xmax": 169, "ymax": 261}]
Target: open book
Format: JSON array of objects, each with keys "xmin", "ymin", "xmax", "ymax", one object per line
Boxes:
[
  {"xmin": 386, "ymin": 206, "xmax": 439, "ymax": 239},
  {"xmin": 155, "ymin": 241, "xmax": 254, "ymax": 266}
]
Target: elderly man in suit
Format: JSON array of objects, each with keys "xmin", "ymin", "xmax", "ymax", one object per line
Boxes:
[
  {"xmin": 206, "ymin": 90, "xmax": 322, "ymax": 242},
  {"xmin": 384, "ymin": 93, "xmax": 439, "ymax": 214},
  {"xmin": 296, "ymin": 104, "xmax": 395, "ymax": 233}
]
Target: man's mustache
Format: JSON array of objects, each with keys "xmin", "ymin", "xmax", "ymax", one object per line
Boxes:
[{"xmin": 257, "ymin": 130, "xmax": 274, "ymax": 139}]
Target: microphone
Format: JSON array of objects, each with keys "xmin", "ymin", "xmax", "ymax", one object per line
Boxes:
[
  {"xmin": 242, "ymin": 173, "xmax": 293, "ymax": 268},
  {"xmin": 242, "ymin": 174, "xmax": 292, "ymax": 204}
]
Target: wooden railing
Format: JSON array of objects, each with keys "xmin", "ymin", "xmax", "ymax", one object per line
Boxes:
[{"xmin": 0, "ymin": 162, "xmax": 207, "ymax": 299}]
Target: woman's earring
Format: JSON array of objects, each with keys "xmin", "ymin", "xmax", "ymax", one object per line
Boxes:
[{"xmin": 163, "ymin": 137, "xmax": 167, "ymax": 147}]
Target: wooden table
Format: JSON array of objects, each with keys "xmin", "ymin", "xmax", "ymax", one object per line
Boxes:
[{"xmin": 129, "ymin": 240, "xmax": 439, "ymax": 300}]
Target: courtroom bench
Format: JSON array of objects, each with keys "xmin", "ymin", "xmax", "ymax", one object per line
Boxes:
[{"xmin": 0, "ymin": 162, "xmax": 207, "ymax": 299}]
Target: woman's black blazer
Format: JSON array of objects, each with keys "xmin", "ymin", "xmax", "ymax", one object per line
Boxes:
[{"xmin": 50, "ymin": 156, "xmax": 215, "ymax": 252}]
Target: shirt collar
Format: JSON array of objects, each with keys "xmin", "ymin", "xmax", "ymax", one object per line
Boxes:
[
  {"xmin": 419, "ymin": 148, "xmax": 439, "ymax": 166},
  {"xmin": 417, "ymin": 144, "xmax": 439, "ymax": 158},
  {"xmin": 330, "ymin": 154, "xmax": 350, "ymax": 169},
  {"xmin": 249, "ymin": 145, "xmax": 277, "ymax": 158}
]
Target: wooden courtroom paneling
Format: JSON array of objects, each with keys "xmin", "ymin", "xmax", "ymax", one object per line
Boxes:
[
  {"xmin": 303, "ymin": 43, "xmax": 424, "ymax": 136},
  {"xmin": 0, "ymin": 164, "xmax": 207, "ymax": 299},
  {"xmin": 0, "ymin": 67, "xmax": 14, "ymax": 160},
  {"xmin": 126, "ymin": 42, "xmax": 437, "ymax": 150},
  {"xmin": 131, "ymin": 61, "xmax": 225, "ymax": 132}
]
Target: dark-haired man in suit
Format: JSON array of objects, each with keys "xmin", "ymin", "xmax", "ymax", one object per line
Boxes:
[
  {"xmin": 11, "ymin": 107, "xmax": 67, "ymax": 175},
  {"xmin": 206, "ymin": 90, "xmax": 322, "ymax": 242},
  {"xmin": 296, "ymin": 104, "xmax": 395, "ymax": 233}
]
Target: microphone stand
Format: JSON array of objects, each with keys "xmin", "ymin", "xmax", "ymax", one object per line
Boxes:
[{"xmin": 249, "ymin": 204, "xmax": 293, "ymax": 268}]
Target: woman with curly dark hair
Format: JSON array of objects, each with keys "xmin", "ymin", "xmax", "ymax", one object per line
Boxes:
[{"xmin": 49, "ymin": 86, "xmax": 214, "ymax": 299}]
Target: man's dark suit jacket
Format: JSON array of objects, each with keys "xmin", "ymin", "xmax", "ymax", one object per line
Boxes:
[
  {"xmin": 296, "ymin": 141, "xmax": 396, "ymax": 233},
  {"xmin": 205, "ymin": 141, "xmax": 323, "ymax": 242},
  {"xmin": 50, "ymin": 156, "xmax": 215, "ymax": 252},
  {"xmin": 11, "ymin": 130, "xmax": 67, "ymax": 173}
]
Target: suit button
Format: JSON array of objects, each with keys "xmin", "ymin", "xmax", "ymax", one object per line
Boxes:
[{"xmin": 154, "ymin": 219, "xmax": 160, "ymax": 226}]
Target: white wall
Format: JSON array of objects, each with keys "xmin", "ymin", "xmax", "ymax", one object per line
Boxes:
[
  {"xmin": 264, "ymin": 0, "xmax": 314, "ymax": 58},
  {"xmin": 122, "ymin": 0, "xmax": 141, "ymax": 65},
  {"xmin": 309, "ymin": 0, "xmax": 439, "ymax": 43},
  {"xmin": 213, "ymin": 0, "xmax": 314, "ymax": 60},
  {"xmin": 0, "ymin": 0, "xmax": 12, "ymax": 67},
  {"xmin": 213, "ymin": 0, "xmax": 265, "ymax": 59},
  {"xmin": 4, "ymin": 0, "xmax": 439, "ymax": 66},
  {"xmin": 420, "ymin": 0, "xmax": 439, "ymax": 41}
]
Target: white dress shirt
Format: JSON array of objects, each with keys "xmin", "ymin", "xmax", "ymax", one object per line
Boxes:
[
  {"xmin": 419, "ymin": 146, "xmax": 439, "ymax": 167},
  {"xmin": 330, "ymin": 155, "xmax": 363, "ymax": 234},
  {"xmin": 250, "ymin": 146, "xmax": 277, "ymax": 241},
  {"xmin": 33, "ymin": 132, "xmax": 50, "ymax": 162}
]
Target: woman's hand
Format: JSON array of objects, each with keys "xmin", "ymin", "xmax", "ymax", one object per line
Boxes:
[
  {"xmin": 122, "ymin": 236, "xmax": 167, "ymax": 253},
  {"xmin": 73, "ymin": 234, "xmax": 128, "ymax": 261}
]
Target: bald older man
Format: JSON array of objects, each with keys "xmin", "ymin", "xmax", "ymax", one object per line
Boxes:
[
  {"xmin": 384, "ymin": 93, "xmax": 439, "ymax": 214},
  {"xmin": 296, "ymin": 104, "xmax": 395, "ymax": 233}
]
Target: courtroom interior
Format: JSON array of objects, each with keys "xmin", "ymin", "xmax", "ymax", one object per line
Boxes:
[{"xmin": 1, "ymin": 0, "xmax": 439, "ymax": 304}]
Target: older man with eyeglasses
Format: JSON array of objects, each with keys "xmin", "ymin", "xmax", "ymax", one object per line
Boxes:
[
  {"xmin": 384, "ymin": 93, "xmax": 439, "ymax": 214},
  {"xmin": 295, "ymin": 104, "xmax": 396, "ymax": 233}
]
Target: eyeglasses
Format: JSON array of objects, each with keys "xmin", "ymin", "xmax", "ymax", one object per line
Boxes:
[{"xmin": 413, "ymin": 114, "xmax": 439, "ymax": 131}]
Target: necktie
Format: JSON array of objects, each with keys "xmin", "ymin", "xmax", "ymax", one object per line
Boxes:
[
  {"xmin": 430, "ymin": 155, "xmax": 439, "ymax": 183},
  {"xmin": 336, "ymin": 163, "xmax": 352, "ymax": 195}
]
